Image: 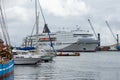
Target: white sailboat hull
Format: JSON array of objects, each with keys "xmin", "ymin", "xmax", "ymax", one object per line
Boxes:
[
  {"xmin": 14, "ymin": 58, "xmax": 40, "ymax": 65},
  {"xmin": 13, "ymin": 49, "xmax": 42, "ymax": 65}
]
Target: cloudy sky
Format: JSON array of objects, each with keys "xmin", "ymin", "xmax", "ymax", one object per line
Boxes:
[{"xmin": 2, "ymin": 0, "xmax": 120, "ymax": 46}]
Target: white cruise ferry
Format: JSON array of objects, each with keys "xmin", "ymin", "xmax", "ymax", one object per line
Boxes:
[{"xmin": 21, "ymin": 26, "xmax": 99, "ymax": 52}]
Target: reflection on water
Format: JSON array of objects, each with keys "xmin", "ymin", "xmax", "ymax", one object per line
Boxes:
[
  {"xmin": 2, "ymin": 73, "xmax": 14, "ymax": 80},
  {"xmin": 5, "ymin": 51, "xmax": 120, "ymax": 80}
]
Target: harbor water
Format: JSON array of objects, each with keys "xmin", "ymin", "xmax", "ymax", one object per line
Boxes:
[{"xmin": 4, "ymin": 51, "xmax": 120, "ymax": 80}]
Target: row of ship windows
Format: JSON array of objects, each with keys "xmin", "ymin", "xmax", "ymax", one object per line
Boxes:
[
  {"xmin": 30, "ymin": 43, "xmax": 71, "ymax": 46},
  {"xmin": 25, "ymin": 42, "xmax": 95, "ymax": 46},
  {"xmin": 38, "ymin": 43, "xmax": 95, "ymax": 45}
]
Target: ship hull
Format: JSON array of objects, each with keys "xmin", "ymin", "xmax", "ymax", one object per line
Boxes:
[
  {"xmin": 42, "ymin": 39, "xmax": 98, "ymax": 52},
  {"xmin": 57, "ymin": 43, "xmax": 97, "ymax": 52},
  {"xmin": 0, "ymin": 59, "xmax": 14, "ymax": 79}
]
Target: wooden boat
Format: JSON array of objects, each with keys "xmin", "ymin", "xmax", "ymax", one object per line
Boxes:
[
  {"xmin": 0, "ymin": 0, "xmax": 14, "ymax": 78},
  {"xmin": 0, "ymin": 59, "xmax": 14, "ymax": 78}
]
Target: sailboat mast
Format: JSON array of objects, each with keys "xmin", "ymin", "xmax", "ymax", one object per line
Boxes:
[
  {"xmin": 0, "ymin": 0, "xmax": 11, "ymax": 46},
  {"xmin": 35, "ymin": 0, "xmax": 39, "ymax": 35},
  {"xmin": 38, "ymin": 0, "xmax": 56, "ymax": 54},
  {"xmin": 35, "ymin": 0, "xmax": 39, "ymax": 48},
  {"xmin": 38, "ymin": 0, "xmax": 46, "ymax": 24}
]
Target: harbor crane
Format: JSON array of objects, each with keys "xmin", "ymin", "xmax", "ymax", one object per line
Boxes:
[
  {"xmin": 88, "ymin": 19, "xmax": 97, "ymax": 39},
  {"xmin": 88, "ymin": 19, "xmax": 101, "ymax": 47},
  {"xmin": 105, "ymin": 21, "xmax": 120, "ymax": 50}
]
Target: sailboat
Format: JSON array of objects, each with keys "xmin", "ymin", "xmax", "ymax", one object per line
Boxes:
[
  {"xmin": 37, "ymin": 0, "xmax": 56, "ymax": 62},
  {"xmin": 13, "ymin": 0, "xmax": 52, "ymax": 64},
  {"xmin": 13, "ymin": 49, "xmax": 44, "ymax": 65},
  {"xmin": 13, "ymin": 0, "xmax": 45, "ymax": 65},
  {"xmin": 0, "ymin": 1, "xmax": 14, "ymax": 78}
]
